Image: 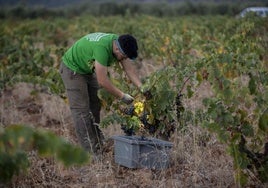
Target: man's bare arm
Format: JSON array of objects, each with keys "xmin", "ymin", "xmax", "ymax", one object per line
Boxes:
[
  {"xmin": 94, "ymin": 61, "xmax": 124, "ymax": 99},
  {"xmin": 120, "ymin": 59, "xmax": 142, "ymax": 89}
]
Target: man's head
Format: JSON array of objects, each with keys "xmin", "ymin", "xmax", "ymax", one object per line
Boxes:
[{"xmin": 116, "ymin": 34, "xmax": 138, "ymax": 60}]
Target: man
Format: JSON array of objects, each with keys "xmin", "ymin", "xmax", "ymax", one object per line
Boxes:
[{"xmin": 60, "ymin": 32, "xmax": 143, "ymax": 155}]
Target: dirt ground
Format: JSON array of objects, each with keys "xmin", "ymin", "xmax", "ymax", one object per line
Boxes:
[{"xmin": 0, "ymin": 60, "xmax": 265, "ymax": 188}]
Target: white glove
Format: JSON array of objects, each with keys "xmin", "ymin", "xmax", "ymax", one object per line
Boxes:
[{"xmin": 121, "ymin": 93, "xmax": 134, "ymax": 104}]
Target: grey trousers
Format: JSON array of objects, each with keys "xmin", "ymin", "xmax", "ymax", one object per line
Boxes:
[{"xmin": 59, "ymin": 62, "xmax": 104, "ymax": 153}]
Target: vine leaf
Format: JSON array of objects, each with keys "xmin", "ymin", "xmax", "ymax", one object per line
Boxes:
[
  {"xmin": 258, "ymin": 109, "xmax": 268, "ymax": 133},
  {"xmin": 248, "ymin": 75, "xmax": 257, "ymax": 95},
  {"xmin": 0, "ymin": 124, "xmax": 90, "ymax": 183},
  {"xmin": 241, "ymin": 122, "xmax": 254, "ymax": 137}
]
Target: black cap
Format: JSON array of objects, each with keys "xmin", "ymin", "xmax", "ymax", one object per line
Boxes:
[{"xmin": 118, "ymin": 34, "xmax": 138, "ymax": 60}]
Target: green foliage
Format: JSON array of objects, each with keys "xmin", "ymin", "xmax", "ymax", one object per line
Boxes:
[
  {"xmin": 259, "ymin": 109, "xmax": 268, "ymax": 133},
  {"xmin": 1, "ymin": 15, "xmax": 268, "ymax": 186},
  {"xmin": 0, "ymin": 125, "xmax": 89, "ymax": 183},
  {"xmin": 199, "ymin": 16, "xmax": 268, "ymax": 185},
  {"xmin": 99, "ymin": 66, "xmax": 178, "ymax": 137},
  {"xmin": 142, "ymin": 67, "xmax": 177, "ymax": 124}
]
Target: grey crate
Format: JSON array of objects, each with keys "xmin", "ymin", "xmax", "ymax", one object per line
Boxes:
[{"xmin": 112, "ymin": 135, "xmax": 173, "ymax": 169}]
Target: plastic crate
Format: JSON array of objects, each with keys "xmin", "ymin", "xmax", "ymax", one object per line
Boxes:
[{"xmin": 112, "ymin": 135, "xmax": 173, "ymax": 169}]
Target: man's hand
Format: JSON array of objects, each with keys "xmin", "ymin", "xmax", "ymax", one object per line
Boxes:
[{"xmin": 121, "ymin": 93, "xmax": 134, "ymax": 104}]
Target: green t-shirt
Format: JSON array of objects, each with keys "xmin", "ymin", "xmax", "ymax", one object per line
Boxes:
[{"xmin": 62, "ymin": 32, "xmax": 118, "ymax": 74}]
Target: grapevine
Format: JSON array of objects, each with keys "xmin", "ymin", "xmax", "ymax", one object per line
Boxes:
[{"xmin": 0, "ymin": 15, "xmax": 267, "ymax": 186}]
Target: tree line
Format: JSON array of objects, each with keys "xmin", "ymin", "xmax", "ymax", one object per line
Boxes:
[{"xmin": 1, "ymin": 1, "xmax": 267, "ymax": 19}]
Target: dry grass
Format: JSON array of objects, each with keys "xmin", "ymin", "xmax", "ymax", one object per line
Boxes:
[{"xmin": 1, "ymin": 60, "xmax": 265, "ymax": 188}]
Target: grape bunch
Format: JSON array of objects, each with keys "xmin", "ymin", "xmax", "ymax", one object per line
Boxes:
[{"xmin": 121, "ymin": 101, "xmax": 158, "ymax": 136}]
